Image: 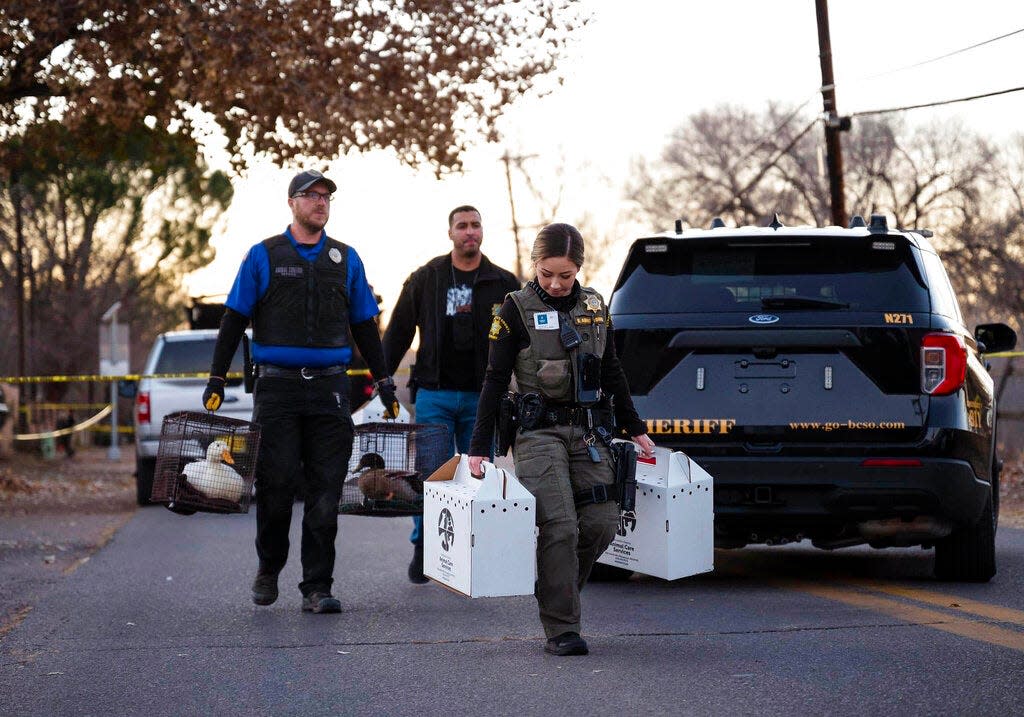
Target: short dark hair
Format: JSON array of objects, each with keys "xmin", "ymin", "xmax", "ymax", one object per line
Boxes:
[
  {"xmin": 531, "ymin": 223, "xmax": 585, "ymax": 268},
  {"xmin": 448, "ymin": 205, "xmax": 481, "ymax": 227}
]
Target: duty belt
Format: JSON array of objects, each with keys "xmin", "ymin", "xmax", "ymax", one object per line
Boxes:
[
  {"xmin": 257, "ymin": 364, "xmax": 347, "ymax": 380},
  {"xmin": 574, "ymin": 482, "xmax": 619, "ymax": 507},
  {"xmin": 540, "ymin": 404, "xmax": 609, "ymax": 427}
]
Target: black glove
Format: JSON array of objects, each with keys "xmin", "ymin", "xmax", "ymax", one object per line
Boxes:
[
  {"xmin": 203, "ymin": 376, "xmax": 225, "ymax": 412},
  {"xmin": 375, "ymin": 377, "xmax": 400, "ymax": 420}
]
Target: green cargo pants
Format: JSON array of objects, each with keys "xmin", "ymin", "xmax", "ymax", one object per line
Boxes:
[{"xmin": 512, "ymin": 423, "xmax": 619, "ymax": 638}]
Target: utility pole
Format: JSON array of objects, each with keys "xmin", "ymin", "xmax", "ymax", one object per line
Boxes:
[
  {"xmin": 815, "ymin": 0, "xmax": 847, "ymax": 227},
  {"xmin": 500, "ymin": 150, "xmax": 526, "ymax": 280},
  {"xmin": 100, "ymin": 302, "xmax": 126, "ymax": 461},
  {"xmin": 499, "ymin": 151, "xmax": 540, "ymax": 280},
  {"xmin": 12, "ymin": 170, "xmax": 27, "ymax": 428}
]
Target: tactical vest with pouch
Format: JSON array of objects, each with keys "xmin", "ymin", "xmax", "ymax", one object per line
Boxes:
[{"xmin": 510, "ymin": 286, "xmax": 608, "ymax": 405}]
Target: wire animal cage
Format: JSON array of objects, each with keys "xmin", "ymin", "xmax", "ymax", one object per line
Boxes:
[
  {"xmin": 152, "ymin": 411, "xmax": 260, "ymax": 514},
  {"xmin": 340, "ymin": 422, "xmax": 452, "ymax": 516}
]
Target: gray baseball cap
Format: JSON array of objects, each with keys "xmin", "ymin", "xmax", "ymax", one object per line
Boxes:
[{"xmin": 288, "ymin": 169, "xmax": 337, "ymax": 197}]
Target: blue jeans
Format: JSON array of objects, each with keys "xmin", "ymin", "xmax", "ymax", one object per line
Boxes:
[{"xmin": 410, "ymin": 388, "xmax": 481, "ymax": 544}]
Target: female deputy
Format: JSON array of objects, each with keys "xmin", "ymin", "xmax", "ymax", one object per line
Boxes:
[{"xmin": 467, "ymin": 222, "xmax": 655, "ymax": 656}]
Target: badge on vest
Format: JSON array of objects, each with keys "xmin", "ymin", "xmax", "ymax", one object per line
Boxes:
[
  {"xmin": 533, "ymin": 311, "xmax": 559, "ymax": 330},
  {"xmin": 329, "ymin": 247, "xmax": 343, "ymax": 264}
]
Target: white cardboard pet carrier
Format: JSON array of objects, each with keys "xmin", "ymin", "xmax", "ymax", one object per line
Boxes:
[
  {"xmin": 596, "ymin": 445, "xmax": 714, "ymax": 580},
  {"xmin": 423, "ymin": 455, "xmax": 536, "ymax": 597}
]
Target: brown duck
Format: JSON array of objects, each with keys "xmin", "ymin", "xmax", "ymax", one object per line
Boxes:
[{"xmin": 354, "ymin": 453, "xmax": 419, "ymax": 502}]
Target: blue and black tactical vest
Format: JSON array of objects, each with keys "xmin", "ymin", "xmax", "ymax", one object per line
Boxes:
[{"xmin": 253, "ymin": 235, "xmax": 350, "ymax": 348}]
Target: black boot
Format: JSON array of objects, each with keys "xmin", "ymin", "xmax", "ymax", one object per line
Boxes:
[
  {"xmin": 407, "ymin": 542, "xmax": 429, "ymax": 584},
  {"xmin": 544, "ymin": 632, "xmax": 589, "ymax": 656},
  {"xmin": 251, "ymin": 569, "xmax": 279, "ymax": 606}
]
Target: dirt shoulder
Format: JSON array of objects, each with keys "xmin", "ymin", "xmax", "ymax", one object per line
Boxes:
[
  {"xmin": 999, "ymin": 456, "xmax": 1024, "ymax": 529},
  {"xmin": 0, "ymin": 446, "xmax": 136, "ymax": 638}
]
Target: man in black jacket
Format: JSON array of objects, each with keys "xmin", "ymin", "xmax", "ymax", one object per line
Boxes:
[{"xmin": 383, "ymin": 205, "xmax": 520, "ymax": 582}]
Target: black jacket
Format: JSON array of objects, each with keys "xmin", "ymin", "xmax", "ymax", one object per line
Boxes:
[{"xmin": 383, "ymin": 253, "xmax": 520, "ymax": 392}]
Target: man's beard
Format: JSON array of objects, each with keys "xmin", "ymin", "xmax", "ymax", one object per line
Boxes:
[
  {"xmin": 456, "ymin": 241, "xmax": 480, "ymax": 259},
  {"xmin": 299, "ymin": 215, "xmax": 327, "ymax": 234}
]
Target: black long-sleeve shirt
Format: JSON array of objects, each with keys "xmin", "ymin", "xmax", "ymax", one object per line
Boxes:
[{"xmin": 468, "ymin": 282, "xmax": 646, "ymax": 456}]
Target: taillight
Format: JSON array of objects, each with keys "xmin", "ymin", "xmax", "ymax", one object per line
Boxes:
[
  {"xmin": 921, "ymin": 333, "xmax": 967, "ymax": 395},
  {"xmin": 136, "ymin": 391, "xmax": 151, "ymax": 424}
]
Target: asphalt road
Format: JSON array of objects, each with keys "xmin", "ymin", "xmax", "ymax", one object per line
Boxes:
[{"xmin": 2, "ymin": 506, "xmax": 1024, "ymax": 716}]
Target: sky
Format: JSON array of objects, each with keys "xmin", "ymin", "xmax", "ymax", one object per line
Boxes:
[{"xmin": 184, "ymin": 0, "xmax": 1024, "ymax": 324}]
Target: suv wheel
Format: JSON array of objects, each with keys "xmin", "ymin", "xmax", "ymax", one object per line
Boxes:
[
  {"xmin": 933, "ymin": 491, "xmax": 996, "ymax": 582},
  {"xmin": 136, "ymin": 457, "xmax": 156, "ymax": 506}
]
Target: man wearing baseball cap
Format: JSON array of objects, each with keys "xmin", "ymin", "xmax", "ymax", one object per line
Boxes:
[{"xmin": 203, "ymin": 168, "xmax": 399, "ymax": 613}]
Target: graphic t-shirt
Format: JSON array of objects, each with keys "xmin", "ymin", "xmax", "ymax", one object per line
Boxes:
[{"xmin": 438, "ymin": 267, "xmax": 477, "ymax": 390}]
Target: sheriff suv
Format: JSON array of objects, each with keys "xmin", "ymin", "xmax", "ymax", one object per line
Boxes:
[{"xmin": 609, "ymin": 214, "xmax": 1016, "ymax": 581}]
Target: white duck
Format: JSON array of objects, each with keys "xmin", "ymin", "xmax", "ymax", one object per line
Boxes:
[{"xmin": 183, "ymin": 440, "xmax": 246, "ymax": 502}]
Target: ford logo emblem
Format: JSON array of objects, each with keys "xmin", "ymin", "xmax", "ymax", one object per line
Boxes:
[{"xmin": 748, "ymin": 314, "xmax": 780, "ymax": 324}]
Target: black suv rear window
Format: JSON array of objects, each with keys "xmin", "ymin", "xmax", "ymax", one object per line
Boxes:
[
  {"xmin": 612, "ymin": 236, "xmax": 930, "ymax": 314},
  {"xmin": 155, "ymin": 339, "xmax": 244, "ymax": 374}
]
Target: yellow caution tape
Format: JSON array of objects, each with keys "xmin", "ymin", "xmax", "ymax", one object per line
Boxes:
[
  {"xmin": 86, "ymin": 425, "xmax": 135, "ymax": 435},
  {"xmin": 0, "ymin": 371, "xmax": 245, "ymax": 384},
  {"xmin": 0, "ymin": 367, "xmax": 392, "ymax": 384},
  {"xmin": 14, "ymin": 405, "xmax": 113, "ymax": 441},
  {"xmin": 20, "ymin": 402, "xmax": 110, "ymax": 411}
]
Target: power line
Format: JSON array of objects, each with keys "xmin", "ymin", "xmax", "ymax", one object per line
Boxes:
[
  {"xmin": 855, "ymin": 27, "xmax": 1024, "ymax": 83},
  {"xmin": 849, "ymin": 83, "xmax": 1024, "ymax": 118},
  {"xmin": 719, "ymin": 96, "xmax": 817, "ymax": 177}
]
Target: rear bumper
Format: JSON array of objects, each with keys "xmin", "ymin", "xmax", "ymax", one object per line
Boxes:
[
  {"xmin": 135, "ymin": 434, "xmax": 159, "ymax": 460},
  {"xmin": 698, "ymin": 456, "xmax": 990, "ymax": 528}
]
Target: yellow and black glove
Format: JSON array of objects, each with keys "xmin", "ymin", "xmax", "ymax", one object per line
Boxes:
[
  {"xmin": 375, "ymin": 377, "xmax": 400, "ymax": 420},
  {"xmin": 202, "ymin": 376, "xmax": 225, "ymax": 412}
]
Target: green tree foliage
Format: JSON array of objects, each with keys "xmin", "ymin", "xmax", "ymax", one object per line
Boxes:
[{"xmin": 0, "ymin": 120, "xmax": 231, "ymax": 388}]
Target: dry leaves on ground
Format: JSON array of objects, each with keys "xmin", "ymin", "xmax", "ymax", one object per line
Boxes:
[{"xmin": 0, "ymin": 446, "xmax": 136, "ymax": 514}]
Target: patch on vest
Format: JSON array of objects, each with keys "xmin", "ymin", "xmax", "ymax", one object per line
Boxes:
[
  {"xmin": 488, "ymin": 315, "xmax": 510, "ymax": 340},
  {"xmin": 275, "ymin": 266, "xmax": 304, "ymax": 278}
]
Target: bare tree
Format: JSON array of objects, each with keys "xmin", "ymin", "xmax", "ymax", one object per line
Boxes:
[
  {"xmin": 624, "ymin": 105, "xmax": 1020, "ymax": 326},
  {"xmin": 626, "ymin": 107, "xmax": 998, "ymax": 233},
  {"xmin": 941, "ymin": 134, "xmax": 1024, "ymax": 332}
]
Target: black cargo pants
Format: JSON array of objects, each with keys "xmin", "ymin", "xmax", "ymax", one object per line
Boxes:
[
  {"xmin": 512, "ymin": 423, "xmax": 618, "ymax": 638},
  {"xmin": 252, "ymin": 373, "xmax": 353, "ymax": 597}
]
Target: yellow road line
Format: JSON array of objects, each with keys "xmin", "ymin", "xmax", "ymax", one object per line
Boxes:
[
  {"xmin": 782, "ymin": 581, "xmax": 1024, "ymax": 653},
  {"xmin": 851, "ymin": 580, "xmax": 1024, "ymax": 626}
]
